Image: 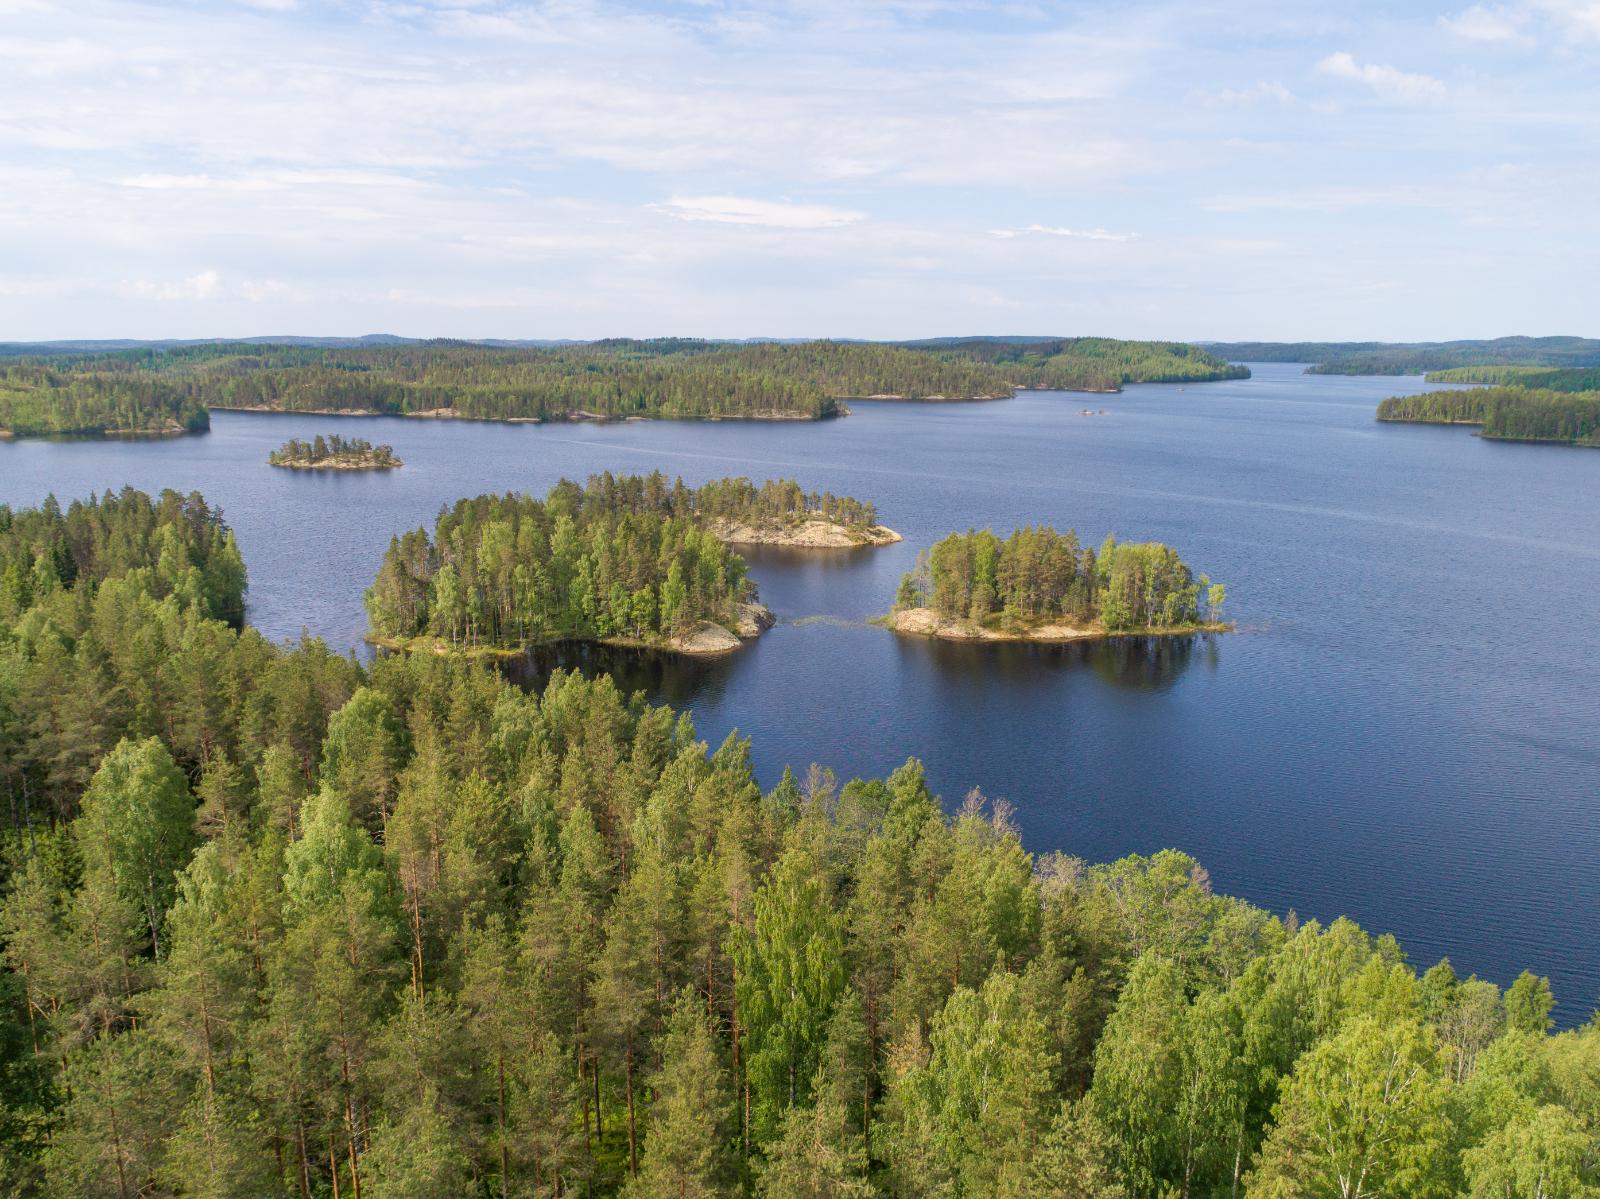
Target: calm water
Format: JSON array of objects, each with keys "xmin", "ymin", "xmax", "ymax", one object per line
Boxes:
[{"xmin": 4, "ymin": 364, "xmax": 1598, "ymax": 1021}]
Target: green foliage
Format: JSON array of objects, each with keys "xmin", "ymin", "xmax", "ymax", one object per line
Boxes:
[
  {"xmin": 0, "ymin": 364, "xmax": 208, "ymax": 438},
  {"xmin": 364, "ymin": 474, "xmax": 766, "ymax": 648},
  {"xmin": 4, "ymin": 336, "xmax": 1251, "ymax": 438},
  {"xmin": 1378, "ymin": 386, "xmax": 1600, "ymax": 445},
  {"xmin": 899, "ymin": 526, "xmax": 1220, "ymax": 631},
  {"xmin": 267, "ymin": 434, "xmax": 400, "ymax": 468},
  {"xmin": 0, "ymin": 486, "xmax": 1593, "ymax": 1199},
  {"xmin": 922, "ymin": 336, "xmax": 1249, "ymax": 391},
  {"xmin": 1207, "ymin": 335, "xmax": 1600, "ymax": 373}
]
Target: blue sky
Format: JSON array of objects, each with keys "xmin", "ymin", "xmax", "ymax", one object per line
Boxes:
[{"xmin": 0, "ymin": 0, "xmax": 1595, "ymax": 340}]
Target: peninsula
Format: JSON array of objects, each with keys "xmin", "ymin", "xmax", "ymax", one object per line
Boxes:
[
  {"xmin": 890, "ymin": 526, "xmax": 1228, "ymax": 644},
  {"xmin": 268, "ymin": 434, "xmax": 402, "ymax": 470},
  {"xmin": 1377, "ymin": 386, "xmax": 1600, "ymax": 447}
]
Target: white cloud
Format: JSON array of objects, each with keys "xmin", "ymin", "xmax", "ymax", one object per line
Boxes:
[
  {"xmin": 125, "ymin": 270, "xmax": 224, "ymax": 301},
  {"xmin": 1316, "ymin": 52, "xmax": 1446, "ymax": 102},
  {"xmin": 1441, "ymin": 5, "xmax": 1532, "ymax": 42},
  {"xmin": 989, "ymin": 225, "xmax": 1139, "ymax": 242},
  {"xmin": 1531, "ymin": 0, "xmax": 1600, "ymax": 37},
  {"xmin": 656, "ymin": 196, "xmax": 865, "ymax": 229}
]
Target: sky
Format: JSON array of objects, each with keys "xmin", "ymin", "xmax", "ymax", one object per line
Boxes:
[{"xmin": 0, "ymin": 0, "xmax": 1596, "ymax": 341}]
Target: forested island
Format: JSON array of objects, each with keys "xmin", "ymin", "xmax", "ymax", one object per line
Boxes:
[
  {"xmin": 268, "ymin": 435, "xmax": 402, "ymax": 470},
  {"xmin": 1377, "ymin": 387, "xmax": 1600, "ymax": 447},
  {"xmin": 688, "ymin": 476, "xmax": 899, "ymax": 547},
  {"xmin": 365, "ymin": 475, "xmax": 779, "ymax": 657},
  {"xmin": 0, "ymin": 364, "xmax": 208, "ymax": 439},
  {"xmin": 1, "ymin": 486, "xmax": 1593, "ymax": 1199},
  {"xmin": 0, "ymin": 336, "xmax": 1249, "ymax": 439},
  {"xmin": 890, "ymin": 525, "xmax": 1227, "ymax": 643}
]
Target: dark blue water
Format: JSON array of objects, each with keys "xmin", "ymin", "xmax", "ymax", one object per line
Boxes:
[{"xmin": 5, "ymin": 364, "xmax": 1598, "ymax": 1020}]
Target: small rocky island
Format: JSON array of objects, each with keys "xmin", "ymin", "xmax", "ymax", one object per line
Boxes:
[
  {"xmin": 363, "ymin": 473, "xmax": 890, "ymax": 659},
  {"xmin": 268, "ymin": 434, "xmax": 402, "ymax": 470},
  {"xmin": 890, "ymin": 526, "xmax": 1228, "ymax": 644}
]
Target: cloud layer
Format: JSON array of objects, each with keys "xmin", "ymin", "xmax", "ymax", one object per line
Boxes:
[{"xmin": 0, "ymin": 0, "xmax": 1593, "ymax": 339}]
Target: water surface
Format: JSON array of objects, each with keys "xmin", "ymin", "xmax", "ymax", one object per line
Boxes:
[{"xmin": 5, "ymin": 364, "xmax": 1597, "ymax": 1020}]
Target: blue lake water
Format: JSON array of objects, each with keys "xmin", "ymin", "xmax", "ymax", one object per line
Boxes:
[{"xmin": 4, "ymin": 363, "xmax": 1597, "ymax": 1021}]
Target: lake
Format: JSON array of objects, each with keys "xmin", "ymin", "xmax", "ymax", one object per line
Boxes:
[{"xmin": 4, "ymin": 363, "xmax": 1597, "ymax": 1021}]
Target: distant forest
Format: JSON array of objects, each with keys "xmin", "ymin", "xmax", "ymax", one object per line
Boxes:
[
  {"xmin": 1207, "ymin": 336, "xmax": 1600, "ymax": 375},
  {"xmin": 1378, "ymin": 387, "xmax": 1600, "ymax": 447},
  {"xmin": 2, "ymin": 487, "xmax": 1593, "ymax": 1199},
  {"xmin": 0, "ymin": 338, "xmax": 1248, "ymax": 438}
]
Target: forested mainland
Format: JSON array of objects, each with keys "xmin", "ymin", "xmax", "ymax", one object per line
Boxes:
[
  {"xmin": 0, "ymin": 364, "xmax": 208, "ymax": 439},
  {"xmin": 1377, "ymin": 387, "xmax": 1600, "ymax": 447},
  {"xmin": 1, "ymin": 486, "xmax": 1596, "ymax": 1199},
  {"xmin": 0, "ymin": 337, "xmax": 1249, "ymax": 439},
  {"xmin": 269, "ymin": 436, "xmax": 402, "ymax": 470},
  {"xmin": 1204, "ymin": 335, "xmax": 1600, "ymax": 375},
  {"xmin": 891, "ymin": 526, "xmax": 1227, "ymax": 642}
]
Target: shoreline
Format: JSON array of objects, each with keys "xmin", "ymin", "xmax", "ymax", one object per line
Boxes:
[
  {"xmin": 885, "ymin": 606, "xmax": 1231, "ymax": 644},
  {"xmin": 269, "ymin": 457, "xmax": 403, "ymax": 471},
  {"xmin": 367, "ymin": 602, "xmax": 775, "ymax": 660},
  {"xmin": 211, "ymin": 403, "xmax": 833, "ymax": 425}
]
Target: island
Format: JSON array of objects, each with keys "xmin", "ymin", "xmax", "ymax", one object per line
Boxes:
[
  {"xmin": 268, "ymin": 434, "xmax": 402, "ymax": 470},
  {"xmin": 362, "ymin": 473, "xmax": 892, "ymax": 658},
  {"xmin": 888, "ymin": 525, "xmax": 1228, "ymax": 643},
  {"xmin": 689, "ymin": 476, "xmax": 901, "ymax": 547},
  {"xmin": 1377, "ymin": 386, "xmax": 1600, "ymax": 447}
]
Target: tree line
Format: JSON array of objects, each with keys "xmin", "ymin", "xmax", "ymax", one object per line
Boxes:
[
  {"xmin": 0, "ymin": 365, "xmax": 209, "ymax": 439},
  {"xmin": 269, "ymin": 436, "xmax": 401, "ymax": 469},
  {"xmin": 1, "ymin": 486, "xmax": 1594, "ymax": 1199},
  {"xmin": 1425, "ymin": 365, "xmax": 1600, "ymax": 392},
  {"xmin": 0, "ymin": 337, "xmax": 1255, "ymax": 439},
  {"xmin": 1204, "ymin": 337, "xmax": 1600, "ymax": 374},
  {"xmin": 921, "ymin": 338, "xmax": 1250, "ymax": 391},
  {"xmin": 896, "ymin": 526, "xmax": 1226, "ymax": 631},
  {"xmin": 1378, "ymin": 387, "xmax": 1600, "ymax": 446},
  {"xmin": 589, "ymin": 473, "xmax": 880, "ymax": 532},
  {"xmin": 363, "ymin": 477, "xmax": 758, "ymax": 650}
]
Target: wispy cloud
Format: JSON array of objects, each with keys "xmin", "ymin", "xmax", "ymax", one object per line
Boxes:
[
  {"xmin": 989, "ymin": 225, "xmax": 1139, "ymax": 242},
  {"xmin": 1441, "ymin": 5, "xmax": 1532, "ymax": 43},
  {"xmin": 1317, "ymin": 52, "xmax": 1446, "ymax": 102},
  {"xmin": 656, "ymin": 196, "xmax": 864, "ymax": 229}
]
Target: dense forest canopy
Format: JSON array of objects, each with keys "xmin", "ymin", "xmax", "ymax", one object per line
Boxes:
[
  {"xmin": 364, "ymin": 475, "xmax": 762, "ymax": 651},
  {"xmin": 0, "ymin": 364, "xmax": 209, "ymax": 438},
  {"xmin": 1, "ymin": 487, "xmax": 1594, "ymax": 1199},
  {"xmin": 0, "ymin": 337, "xmax": 1249, "ymax": 438},
  {"xmin": 896, "ymin": 526, "xmax": 1226, "ymax": 631},
  {"xmin": 920, "ymin": 338, "xmax": 1249, "ymax": 391},
  {"xmin": 268, "ymin": 435, "xmax": 401, "ymax": 469},
  {"xmin": 1205, "ymin": 336, "xmax": 1600, "ymax": 375},
  {"xmin": 1377, "ymin": 387, "xmax": 1600, "ymax": 446},
  {"xmin": 1424, "ymin": 365, "xmax": 1600, "ymax": 391}
]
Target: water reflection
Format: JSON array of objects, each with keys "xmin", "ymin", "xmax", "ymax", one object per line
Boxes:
[
  {"xmin": 503, "ymin": 627, "xmax": 1213, "ymax": 709},
  {"xmin": 895, "ymin": 630, "xmax": 1211, "ymax": 693}
]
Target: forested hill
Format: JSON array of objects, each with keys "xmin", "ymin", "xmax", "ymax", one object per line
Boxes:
[
  {"xmin": 0, "ymin": 336, "xmax": 1249, "ymax": 438},
  {"xmin": 1206, "ymin": 336, "xmax": 1600, "ymax": 375},
  {"xmin": 0, "ymin": 364, "xmax": 209, "ymax": 438},
  {"xmin": 1, "ymin": 486, "xmax": 1592, "ymax": 1199},
  {"xmin": 913, "ymin": 337, "xmax": 1250, "ymax": 391}
]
